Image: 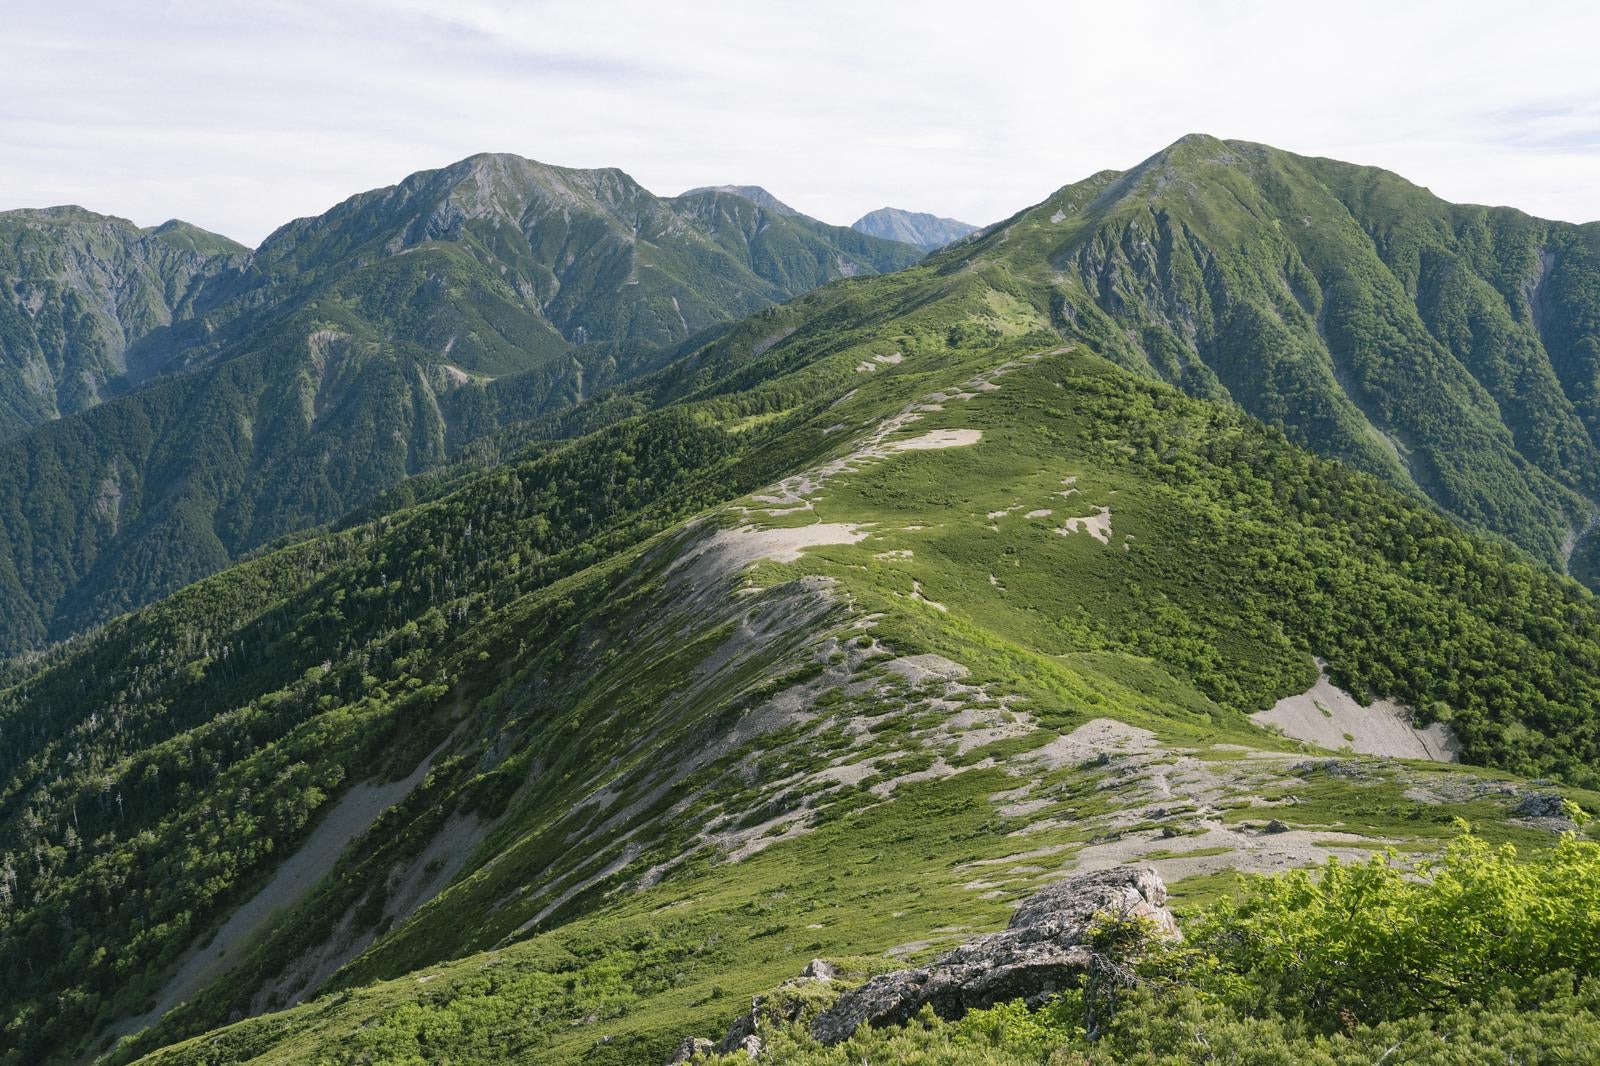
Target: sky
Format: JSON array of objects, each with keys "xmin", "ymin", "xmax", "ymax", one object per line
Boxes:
[{"xmin": 5, "ymin": 0, "xmax": 1600, "ymax": 247}]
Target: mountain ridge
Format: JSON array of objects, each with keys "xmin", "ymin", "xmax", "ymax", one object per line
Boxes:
[
  {"xmin": 3, "ymin": 136, "xmax": 1600, "ymax": 1065},
  {"xmin": 677, "ymin": 183, "xmax": 800, "ymax": 216},
  {"xmin": 956, "ymin": 133, "xmax": 1600, "ymax": 571},
  {"xmin": 0, "ymin": 207, "xmax": 247, "ymax": 437},
  {"xmin": 0, "ymin": 152, "xmax": 925, "ymax": 656}
]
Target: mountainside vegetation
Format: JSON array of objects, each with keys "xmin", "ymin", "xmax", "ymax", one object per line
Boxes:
[
  {"xmin": 0, "ymin": 207, "xmax": 246, "ymax": 440},
  {"xmin": 697, "ymin": 828, "xmax": 1600, "ymax": 1064},
  {"xmin": 8, "ymin": 134, "xmax": 1600, "ymax": 667},
  {"xmin": 1, "ymin": 168, "xmax": 1599, "ymax": 1063},
  {"xmin": 964, "ymin": 135, "xmax": 1600, "ymax": 580},
  {"xmin": 0, "ymin": 156, "xmax": 923, "ymax": 656}
]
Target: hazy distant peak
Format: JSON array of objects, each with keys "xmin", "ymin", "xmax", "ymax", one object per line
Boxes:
[
  {"xmin": 850, "ymin": 207, "xmax": 977, "ymax": 251},
  {"xmin": 678, "ymin": 184, "xmax": 799, "ymax": 216}
]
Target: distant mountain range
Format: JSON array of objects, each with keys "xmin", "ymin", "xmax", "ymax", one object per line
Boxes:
[
  {"xmin": 672, "ymin": 191, "xmax": 980, "ymax": 251},
  {"xmin": 851, "ymin": 206, "xmax": 979, "ymax": 249},
  {"xmin": 0, "ymin": 156, "xmax": 925, "ymax": 653},
  {"xmin": 3, "ymin": 138, "xmax": 1599, "ymax": 665}
]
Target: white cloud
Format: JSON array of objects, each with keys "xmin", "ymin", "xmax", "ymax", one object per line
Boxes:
[{"xmin": 3, "ymin": 0, "xmax": 1599, "ymax": 245}]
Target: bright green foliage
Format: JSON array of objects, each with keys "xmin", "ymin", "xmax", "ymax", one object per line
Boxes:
[
  {"xmin": 3, "ymin": 140, "xmax": 1600, "ymax": 1066},
  {"xmin": 701, "ymin": 829, "xmax": 1600, "ymax": 1065},
  {"xmin": 4, "ymin": 323, "xmax": 1587, "ymax": 1062},
  {"xmin": 1175, "ymin": 828, "xmax": 1600, "ymax": 1025},
  {"xmin": 701, "ymin": 987, "xmax": 1600, "ymax": 1065}
]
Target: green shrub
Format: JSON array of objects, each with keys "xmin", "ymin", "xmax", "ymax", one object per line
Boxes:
[
  {"xmin": 1172, "ymin": 826, "xmax": 1600, "ymax": 1028},
  {"xmin": 708, "ymin": 828, "xmax": 1600, "ymax": 1064}
]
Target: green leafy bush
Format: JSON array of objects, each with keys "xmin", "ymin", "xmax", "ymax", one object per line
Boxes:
[
  {"xmin": 1172, "ymin": 825, "xmax": 1600, "ymax": 1028},
  {"xmin": 708, "ymin": 828, "xmax": 1600, "ymax": 1064}
]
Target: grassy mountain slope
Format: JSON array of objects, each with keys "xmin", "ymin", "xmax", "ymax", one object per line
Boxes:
[
  {"xmin": 993, "ymin": 134, "xmax": 1600, "ymax": 573},
  {"xmin": 3, "ymin": 235, "xmax": 1600, "ymax": 1064},
  {"xmin": 0, "ymin": 157, "xmax": 922, "ymax": 657},
  {"xmin": 0, "ymin": 208, "xmax": 246, "ymax": 439}
]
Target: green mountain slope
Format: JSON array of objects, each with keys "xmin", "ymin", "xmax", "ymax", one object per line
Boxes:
[
  {"xmin": 0, "ymin": 208, "xmax": 246, "ymax": 439},
  {"xmin": 0, "ymin": 156, "xmax": 923, "ymax": 656},
  {"xmin": 671, "ymin": 186, "xmax": 925, "ymax": 291},
  {"xmin": 984, "ymin": 134, "xmax": 1600, "ymax": 572},
  {"xmin": 3, "ymin": 223, "xmax": 1599, "ymax": 1064},
  {"xmin": 241, "ymin": 156, "xmax": 916, "ymax": 355},
  {"xmin": 851, "ymin": 206, "xmax": 979, "ymax": 250}
]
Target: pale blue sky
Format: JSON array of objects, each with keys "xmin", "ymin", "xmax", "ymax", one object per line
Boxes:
[{"xmin": 6, "ymin": 0, "xmax": 1600, "ymax": 245}]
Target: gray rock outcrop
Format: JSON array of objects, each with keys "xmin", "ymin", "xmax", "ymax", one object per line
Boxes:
[
  {"xmin": 1513, "ymin": 792, "xmax": 1567, "ymax": 819},
  {"xmin": 810, "ymin": 866, "xmax": 1177, "ymax": 1046},
  {"xmin": 707, "ymin": 959, "xmax": 840, "ymax": 1057},
  {"xmin": 666, "ymin": 1035, "xmax": 714, "ymax": 1063}
]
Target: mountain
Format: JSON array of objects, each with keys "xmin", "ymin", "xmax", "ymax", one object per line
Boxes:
[
  {"xmin": 4, "ymin": 140, "xmax": 1600, "ymax": 1064},
  {"xmin": 670, "ymin": 184, "xmax": 926, "ymax": 288},
  {"xmin": 678, "ymin": 184, "xmax": 800, "ymax": 216},
  {"xmin": 0, "ymin": 208, "xmax": 246, "ymax": 440},
  {"xmin": 972, "ymin": 134, "xmax": 1600, "ymax": 578},
  {"xmin": 0, "ymin": 154, "xmax": 924, "ymax": 657},
  {"xmin": 238, "ymin": 155, "xmax": 916, "ymax": 354},
  {"xmin": 851, "ymin": 206, "xmax": 979, "ymax": 250}
]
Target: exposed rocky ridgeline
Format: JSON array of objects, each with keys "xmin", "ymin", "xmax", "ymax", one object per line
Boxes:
[{"xmin": 851, "ymin": 207, "xmax": 979, "ymax": 251}]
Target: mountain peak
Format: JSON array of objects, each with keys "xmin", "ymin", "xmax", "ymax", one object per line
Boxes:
[
  {"xmin": 677, "ymin": 184, "xmax": 799, "ymax": 216},
  {"xmin": 0, "ymin": 204, "xmax": 135, "ymax": 227},
  {"xmin": 433, "ymin": 152, "xmax": 650, "ymax": 217},
  {"xmin": 1131, "ymin": 132, "xmax": 1253, "ymax": 174},
  {"xmin": 144, "ymin": 218, "xmax": 249, "ymax": 255},
  {"xmin": 850, "ymin": 207, "xmax": 977, "ymax": 251}
]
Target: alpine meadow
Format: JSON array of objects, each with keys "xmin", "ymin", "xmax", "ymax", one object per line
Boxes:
[{"xmin": 6, "ymin": 21, "xmax": 1600, "ymax": 1064}]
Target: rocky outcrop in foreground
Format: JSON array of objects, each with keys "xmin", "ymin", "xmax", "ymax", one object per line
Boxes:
[
  {"xmin": 672, "ymin": 866, "xmax": 1177, "ymax": 1060},
  {"xmin": 810, "ymin": 866, "xmax": 1178, "ymax": 1045}
]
